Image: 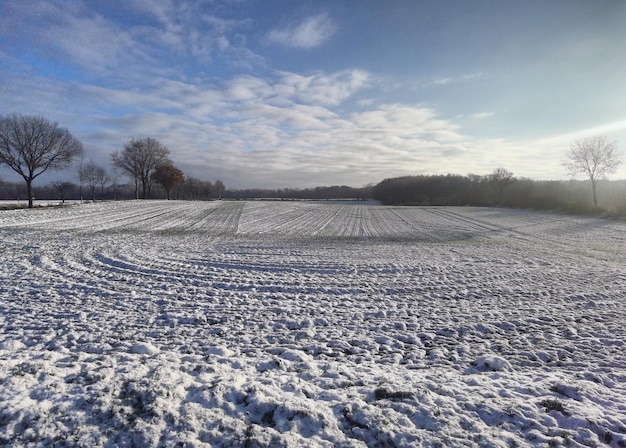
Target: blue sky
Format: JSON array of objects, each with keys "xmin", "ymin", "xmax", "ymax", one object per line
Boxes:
[{"xmin": 1, "ymin": 0, "xmax": 625, "ymax": 188}]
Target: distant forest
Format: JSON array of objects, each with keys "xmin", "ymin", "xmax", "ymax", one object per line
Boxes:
[
  {"xmin": 0, "ymin": 172, "xmax": 624, "ymax": 218},
  {"xmin": 0, "ymin": 179, "xmax": 370, "ymax": 203},
  {"xmin": 372, "ymin": 174, "xmax": 626, "ymax": 217}
]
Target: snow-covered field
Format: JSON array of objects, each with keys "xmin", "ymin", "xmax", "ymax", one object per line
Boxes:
[
  {"xmin": 0, "ymin": 200, "xmax": 81, "ymax": 209},
  {"xmin": 1, "ymin": 200, "xmax": 625, "ymax": 447}
]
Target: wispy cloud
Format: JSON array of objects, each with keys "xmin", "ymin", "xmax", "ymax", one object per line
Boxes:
[
  {"xmin": 536, "ymin": 119, "xmax": 626, "ymax": 146},
  {"xmin": 0, "ymin": 0, "xmax": 261, "ymax": 82},
  {"xmin": 433, "ymin": 78, "xmax": 453, "ymax": 86},
  {"xmin": 1, "ymin": 1, "xmax": 153, "ymax": 78},
  {"xmin": 468, "ymin": 112, "xmax": 494, "ymax": 120},
  {"xmin": 266, "ymin": 13, "xmax": 336, "ymax": 49},
  {"xmin": 422, "ymin": 72, "xmax": 484, "ymax": 88},
  {"xmin": 278, "ymin": 69, "xmax": 370, "ymax": 106}
]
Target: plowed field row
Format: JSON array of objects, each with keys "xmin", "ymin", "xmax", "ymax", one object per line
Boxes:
[{"xmin": 2, "ymin": 201, "xmax": 623, "ymax": 264}]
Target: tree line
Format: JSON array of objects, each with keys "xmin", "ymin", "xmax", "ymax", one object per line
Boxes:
[
  {"xmin": 372, "ymin": 172, "xmax": 626, "ymax": 216},
  {"xmin": 373, "ymin": 136, "xmax": 624, "ymax": 216},
  {"xmin": 223, "ymin": 185, "xmax": 372, "ymax": 201},
  {"xmin": 0, "ymin": 113, "xmax": 623, "ymax": 216},
  {"xmin": 0, "ymin": 176, "xmax": 226, "ymax": 203},
  {"xmin": 0, "ymin": 114, "xmax": 225, "ymax": 206}
]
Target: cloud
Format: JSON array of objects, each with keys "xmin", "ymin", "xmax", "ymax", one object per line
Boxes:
[
  {"xmin": 0, "ymin": 1, "xmax": 155, "ymax": 78},
  {"xmin": 224, "ymin": 76, "xmax": 274, "ymax": 102},
  {"xmin": 433, "ymin": 78, "xmax": 453, "ymax": 86},
  {"xmin": 468, "ymin": 112, "xmax": 494, "ymax": 120},
  {"xmin": 1, "ymin": 64, "xmax": 563, "ymax": 187},
  {"xmin": 72, "ymin": 76, "xmax": 476, "ymax": 186},
  {"xmin": 278, "ymin": 69, "xmax": 370, "ymax": 106},
  {"xmin": 0, "ymin": 37, "xmax": 599, "ymax": 189},
  {"xmin": 422, "ymin": 72, "xmax": 484, "ymax": 88},
  {"xmin": 266, "ymin": 13, "xmax": 336, "ymax": 49},
  {"xmin": 0, "ymin": 0, "xmax": 262, "ymax": 82},
  {"xmin": 351, "ymin": 104, "xmax": 461, "ymax": 141},
  {"xmin": 536, "ymin": 119, "xmax": 626, "ymax": 146}
]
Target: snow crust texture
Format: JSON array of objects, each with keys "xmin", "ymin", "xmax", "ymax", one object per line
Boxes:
[{"xmin": 1, "ymin": 201, "xmax": 625, "ymax": 447}]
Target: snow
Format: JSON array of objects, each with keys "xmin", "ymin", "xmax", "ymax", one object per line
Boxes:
[
  {"xmin": 130, "ymin": 342, "xmax": 160, "ymax": 355},
  {"xmin": 1, "ymin": 200, "xmax": 625, "ymax": 447}
]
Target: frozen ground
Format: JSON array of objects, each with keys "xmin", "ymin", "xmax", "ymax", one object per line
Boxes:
[{"xmin": 0, "ymin": 200, "xmax": 625, "ymax": 447}]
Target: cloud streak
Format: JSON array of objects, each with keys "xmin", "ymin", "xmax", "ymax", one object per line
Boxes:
[{"xmin": 266, "ymin": 13, "xmax": 336, "ymax": 49}]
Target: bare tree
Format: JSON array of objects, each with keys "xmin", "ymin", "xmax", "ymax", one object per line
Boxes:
[
  {"xmin": 0, "ymin": 114, "xmax": 83, "ymax": 208},
  {"xmin": 489, "ymin": 168, "xmax": 515, "ymax": 204},
  {"xmin": 82, "ymin": 162, "xmax": 108, "ymax": 202},
  {"xmin": 178, "ymin": 177, "xmax": 212, "ymax": 201},
  {"xmin": 77, "ymin": 150, "xmax": 84, "ymax": 202},
  {"xmin": 99, "ymin": 172, "xmax": 109, "ymax": 198},
  {"xmin": 151, "ymin": 163, "xmax": 185, "ymax": 200},
  {"xmin": 52, "ymin": 181, "xmax": 74, "ymax": 204},
  {"xmin": 111, "ymin": 137, "xmax": 170, "ymax": 199},
  {"xmin": 214, "ymin": 179, "xmax": 225, "ymax": 200},
  {"xmin": 562, "ymin": 136, "xmax": 623, "ymax": 207},
  {"xmin": 110, "ymin": 166, "xmax": 121, "ymax": 201}
]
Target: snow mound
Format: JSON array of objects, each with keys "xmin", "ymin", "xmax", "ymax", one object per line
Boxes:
[
  {"xmin": 279, "ymin": 349, "xmax": 313, "ymax": 363},
  {"xmin": 130, "ymin": 342, "xmax": 160, "ymax": 355},
  {"xmin": 0, "ymin": 340, "xmax": 26, "ymax": 351},
  {"xmin": 471, "ymin": 354, "xmax": 512, "ymax": 372},
  {"xmin": 207, "ymin": 345, "xmax": 235, "ymax": 357}
]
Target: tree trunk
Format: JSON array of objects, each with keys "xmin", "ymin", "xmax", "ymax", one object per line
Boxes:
[
  {"xmin": 592, "ymin": 179, "xmax": 598, "ymax": 207},
  {"xmin": 27, "ymin": 179, "xmax": 34, "ymax": 208}
]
